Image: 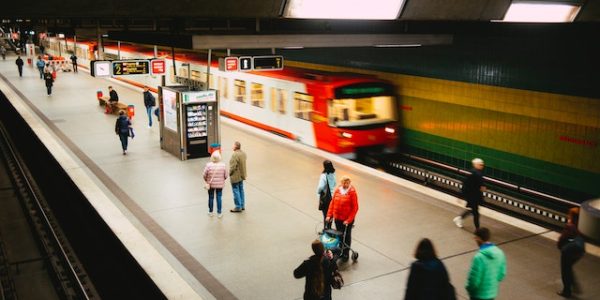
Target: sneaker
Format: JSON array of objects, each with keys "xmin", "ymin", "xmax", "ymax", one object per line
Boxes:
[
  {"xmin": 208, "ymin": 212, "xmax": 214, "ymax": 217},
  {"xmin": 230, "ymin": 208, "xmax": 242, "ymax": 213},
  {"xmin": 242, "ymin": 208, "xmax": 245, "ymax": 211},
  {"xmin": 217, "ymin": 213, "xmax": 223, "ymax": 218},
  {"xmin": 453, "ymin": 216, "xmax": 463, "ymax": 228}
]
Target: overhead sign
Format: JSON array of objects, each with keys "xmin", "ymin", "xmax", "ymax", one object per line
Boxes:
[
  {"xmin": 253, "ymin": 56, "xmax": 284, "ymax": 70},
  {"xmin": 218, "ymin": 57, "xmax": 239, "ymax": 72},
  {"xmin": 112, "ymin": 60, "xmax": 150, "ymax": 76},
  {"xmin": 239, "ymin": 56, "xmax": 253, "ymax": 71},
  {"xmin": 90, "ymin": 60, "xmax": 111, "ymax": 77},
  {"xmin": 151, "ymin": 59, "xmax": 166, "ymax": 75}
]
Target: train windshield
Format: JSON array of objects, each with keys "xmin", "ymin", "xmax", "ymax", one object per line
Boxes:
[{"xmin": 329, "ymin": 83, "xmax": 396, "ymax": 127}]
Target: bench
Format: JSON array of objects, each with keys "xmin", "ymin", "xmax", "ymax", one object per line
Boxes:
[{"xmin": 97, "ymin": 95, "xmax": 128, "ymax": 115}]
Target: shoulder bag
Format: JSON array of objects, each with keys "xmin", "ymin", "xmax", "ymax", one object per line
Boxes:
[{"xmin": 319, "ymin": 176, "xmax": 331, "ymax": 211}]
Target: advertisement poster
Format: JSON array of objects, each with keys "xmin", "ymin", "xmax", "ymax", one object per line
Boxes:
[{"xmin": 163, "ymin": 89, "xmax": 178, "ymax": 132}]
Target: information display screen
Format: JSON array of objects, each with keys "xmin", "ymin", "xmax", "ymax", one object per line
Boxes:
[
  {"xmin": 252, "ymin": 56, "xmax": 284, "ymax": 70},
  {"xmin": 112, "ymin": 60, "xmax": 150, "ymax": 76}
]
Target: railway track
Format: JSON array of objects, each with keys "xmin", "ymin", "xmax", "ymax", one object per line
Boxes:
[{"xmin": 0, "ymin": 121, "xmax": 99, "ymax": 299}]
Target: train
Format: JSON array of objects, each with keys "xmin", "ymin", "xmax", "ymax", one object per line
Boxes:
[{"xmin": 43, "ymin": 37, "xmax": 398, "ymax": 158}]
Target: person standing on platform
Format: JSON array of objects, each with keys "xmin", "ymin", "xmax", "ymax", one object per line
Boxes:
[
  {"xmin": 203, "ymin": 150, "xmax": 228, "ymax": 218},
  {"xmin": 36, "ymin": 56, "xmax": 46, "ymax": 79},
  {"xmin": 43, "ymin": 70, "xmax": 54, "ymax": 96},
  {"xmin": 114, "ymin": 111, "xmax": 132, "ymax": 155},
  {"xmin": 39, "ymin": 44, "xmax": 45, "ymax": 55},
  {"xmin": 454, "ymin": 158, "xmax": 486, "ymax": 229},
  {"xmin": 557, "ymin": 208, "xmax": 585, "ymax": 298},
  {"xmin": 70, "ymin": 53, "xmax": 78, "ymax": 73},
  {"xmin": 0, "ymin": 45, "xmax": 6, "ymax": 60},
  {"xmin": 326, "ymin": 176, "xmax": 359, "ymax": 262},
  {"xmin": 317, "ymin": 160, "xmax": 336, "ymax": 226},
  {"xmin": 229, "ymin": 141, "xmax": 247, "ymax": 213},
  {"xmin": 405, "ymin": 238, "xmax": 455, "ymax": 300},
  {"xmin": 15, "ymin": 56, "xmax": 24, "ymax": 77},
  {"xmin": 294, "ymin": 240, "xmax": 336, "ymax": 300},
  {"xmin": 106, "ymin": 86, "xmax": 119, "ymax": 114},
  {"xmin": 466, "ymin": 228, "xmax": 506, "ymax": 300},
  {"xmin": 143, "ymin": 86, "xmax": 156, "ymax": 127}
]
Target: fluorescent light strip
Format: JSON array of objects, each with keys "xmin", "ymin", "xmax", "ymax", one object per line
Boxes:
[
  {"xmin": 374, "ymin": 44, "xmax": 421, "ymax": 48},
  {"xmin": 503, "ymin": 2, "xmax": 581, "ymax": 23},
  {"xmin": 284, "ymin": 0, "xmax": 405, "ymax": 20}
]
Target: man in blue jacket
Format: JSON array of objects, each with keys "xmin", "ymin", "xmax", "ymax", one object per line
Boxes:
[
  {"xmin": 466, "ymin": 227, "xmax": 507, "ymax": 300},
  {"xmin": 142, "ymin": 86, "xmax": 156, "ymax": 127}
]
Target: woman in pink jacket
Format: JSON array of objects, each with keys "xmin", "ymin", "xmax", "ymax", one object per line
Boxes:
[{"xmin": 203, "ymin": 151, "xmax": 228, "ymax": 218}]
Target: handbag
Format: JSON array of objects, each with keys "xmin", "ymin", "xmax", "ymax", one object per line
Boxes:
[
  {"xmin": 204, "ymin": 167, "xmax": 214, "ymax": 190},
  {"xmin": 318, "ymin": 176, "xmax": 331, "ymax": 211},
  {"xmin": 331, "ymin": 269, "xmax": 344, "ymax": 289}
]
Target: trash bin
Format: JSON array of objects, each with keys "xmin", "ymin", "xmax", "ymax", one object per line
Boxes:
[
  {"xmin": 127, "ymin": 105, "xmax": 135, "ymax": 119},
  {"xmin": 97, "ymin": 90, "xmax": 103, "ymax": 99},
  {"xmin": 209, "ymin": 143, "xmax": 221, "ymax": 154}
]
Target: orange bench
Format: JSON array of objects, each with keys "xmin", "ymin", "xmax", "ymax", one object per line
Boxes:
[{"xmin": 97, "ymin": 96, "xmax": 127, "ymax": 115}]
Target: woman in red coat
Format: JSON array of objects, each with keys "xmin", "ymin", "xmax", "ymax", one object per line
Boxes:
[{"xmin": 326, "ymin": 176, "xmax": 358, "ymax": 261}]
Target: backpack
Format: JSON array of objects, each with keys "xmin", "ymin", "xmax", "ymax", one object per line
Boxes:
[{"xmin": 117, "ymin": 117, "xmax": 130, "ymax": 134}]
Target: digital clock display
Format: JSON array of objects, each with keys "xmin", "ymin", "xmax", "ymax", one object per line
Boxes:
[{"xmin": 112, "ymin": 60, "xmax": 150, "ymax": 76}]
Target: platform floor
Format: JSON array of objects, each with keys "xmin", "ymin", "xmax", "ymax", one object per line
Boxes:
[{"xmin": 1, "ymin": 57, "xmax": 599, "ymax": 300}]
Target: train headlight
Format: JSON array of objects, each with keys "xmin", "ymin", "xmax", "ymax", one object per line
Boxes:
[
  {"xmin": 385, "ymin": 127, "xmax": 396, "ymax": 134},
  {"xmin": 341, "ymin": 132, "xmax": 353, "ymax": 139}
]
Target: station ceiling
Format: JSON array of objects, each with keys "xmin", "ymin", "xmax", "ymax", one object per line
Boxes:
[{"xmin": 2, "ymin": 0, "xmax": 599, "ymax": 21}]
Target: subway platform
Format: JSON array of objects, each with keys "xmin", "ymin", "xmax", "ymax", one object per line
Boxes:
[{"xmin": 1, "ymin": 57, "xmax": 599, "ymax": 300}]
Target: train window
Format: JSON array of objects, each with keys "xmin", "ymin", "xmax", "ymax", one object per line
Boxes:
[
  {"xmin": 270, "ymin": 88, "xmax": 278, "ymax": 112},
  {"xmin": 219, "ymin": 77, "xmax": 229, "ymax": 99},
  {"xmin": 279, "ymin": 89, "xmax": 287, "ymax": 115},
  {"xmin": 329, "ymin": 96, "xmax": 396, "ymax": 126},
  {"xmin": 191, "ymin": 70, "xmax": 202, "ymax": 81},
  {"xmin": 235, "ymin": 79, "xmax": 246, "ymax": 102},
  {"xmin": 209, "ymin": 74, "xmax": 216, "ymax": 89},
  {"xmin": 294, "ymin": 92, "xmax": 313, "ymax": 121},
  {"xmin": 251, "ymin": 83, "xmax": 264, "ymax": 108}
]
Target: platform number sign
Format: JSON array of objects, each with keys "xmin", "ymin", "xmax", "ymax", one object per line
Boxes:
[
  {"xmin": 112, "ymin": 60, "xmax": 150, "ymax": 76},
  {"xmin": 239, "ymin": 57, "xmax": 253, "ymax": 71}
]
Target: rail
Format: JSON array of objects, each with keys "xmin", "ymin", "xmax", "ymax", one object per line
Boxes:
[
  {"xmin": 0, "ymin": 124, "xmax": 91, "ymax": 300},
  {"xmin": 385, "ymin": 154, "xmax": 578, "ymax": 229}
]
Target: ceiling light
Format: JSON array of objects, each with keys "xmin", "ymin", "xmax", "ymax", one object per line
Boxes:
[
  {"xmin": 502, "ymin": 2, "xmax": 581, "ymax": 23},
  {"xmin": 374, "ymin": 44, "xmax": 421, "ymax": 48},
  {"xmin": 284, "ymin": 0, "xmax": 406, "ymax": 20}
]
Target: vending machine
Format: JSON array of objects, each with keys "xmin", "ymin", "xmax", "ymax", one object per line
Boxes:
[{"xmin": 158, "ymin": 86, "xmax": 220, "ymax": 160}]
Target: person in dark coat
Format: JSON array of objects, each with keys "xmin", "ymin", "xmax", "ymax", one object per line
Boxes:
[
  {"xmin": 114, "ymin": 111, "xmax": 132, "ymax": 155},
  {"xmin": 294, "ymin": 240, "xmax": 336, "ymax": 300},
  {"xmin": 557, "ymin": 208, "xmax": 585, "ymax": 298},
  {"xmin": 106, "ymin": 86, "xmax": 119, "ymax": 114},
  {"xmin": 317, "ymin": 160, "xmax": 336, "ymax": 225},
  {"xmin": 15, "ymin": 56, "xmax": 24, "ymax": 77},
  {"xmin": 405, "ymin": 238, "xmax": 455, "ymax": 300},
  {"xmin": 69, "ymin": 53, "xmax": 78, "ymax": 73},
  {"xmin": 143, "ymin": 86, "xmax": 156, "ymax": 127},
  {"xmin": 454, "ymin": 158, "xmax": 486, "ymax": 229},
  {"xmin": 43, "ymin": 70, "xmax": 54, "ymax": 96}
]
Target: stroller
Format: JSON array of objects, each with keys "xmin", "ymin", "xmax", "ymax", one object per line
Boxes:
[{"xmin": 318, "ymin": 223, "xmax": 359, "ymax": 262}]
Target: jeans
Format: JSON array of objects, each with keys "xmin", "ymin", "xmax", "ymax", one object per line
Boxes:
[
  {"xmin": 232, "ymin": 181, "xmax": 245, "ymax": 209},
  {"xmin": 208, "ymin": 188, "xmax": 223, "ymax": 213},
  {"xmin": 46, "ymin": 86, "xmax": 52, "ymax": 95},
  {"xmin": 118, "ymin": 133, "xmax": 129, "ymax": 151},
  {"xmin": 146, "ymin": 106, "xmax": 153, "ymax": 127},
  {"xmin": 334, "ymin": 220, "xmax": 354, "ymax": 258},
  {"xmin": 38, "ymin": 67, "xmax": 44, "ymax": 78},
  {"xmin": 17, "ymin": 66, "xmax": 23, "ymax": 77}
]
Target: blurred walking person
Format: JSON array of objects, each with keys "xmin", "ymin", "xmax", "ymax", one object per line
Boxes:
[
  {"xmin": 70, "ymin": 53, "xmax": 78, "ymax": 73},
  {"xmin": 204, "ymin": 151, "xmax": 228, "ymax": 218},
  {"xmin": 15, "ymin": 56, "xmax": 24, "ymax": 77},
  {"xmin": 466, "ymin": 228, "xmax": 506, "ymax": 300},
  {"xmin": 557, "ymin": 208, "xmax": 585, "ymax": 298},
  {"xmin": 114, "ymin": 111, "xmax": 132, "ymax": 155},
  {"xmin": 1, "ymin": 45, "xmax": 6, "ymax": 60},
  {"xmin": 43, "ymin": 69, "xmax": 54, "ymax": 96},
  {"xmin": 36, "ymin": 56, "xmax": 45, "ymax": 79},
  {"xmin": 405, "ymin": 238, "xmax": 455, "ymax": 300},
  {"xmin": 454, "ymin": 158, "xmax": 486, "ymax": 229},
  {"xmin": 317, "ymin": 160, "xmax": 336, "ymax": 225}
]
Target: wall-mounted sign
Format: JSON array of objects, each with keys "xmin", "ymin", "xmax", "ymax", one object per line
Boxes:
[
  {"xmin": 219, "ymin": 55, "xmax": 284, "ymax": 72},
  {"xmin": 239, "ymin": 56, "xmax": 253, "ymax": 71},
  {"xmin": 112, "ymin": 60, "xmax": 150, "ymax": 76},
  {"xmin": 182, "ymin": 90, "xmax": 217, "ymax": 104},
  {"xmin": 151, "ymin": 59, "xmax": 166, "ymax": 75},
  {"xmin": 90, "ymin": 60, "xmax": 111, "ymax": 77},
  {"xmin": 218, "ymin": 57, "xmax": 239, "ymax": 72}
]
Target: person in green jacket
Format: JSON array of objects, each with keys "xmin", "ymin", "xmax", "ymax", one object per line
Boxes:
[
  {"xmin": 229, "ymin": 141, "xmax": 247, "ymax": 213},
  {"xmin": 466, "ymin": 227, "xmax": 507, "ymax": 300}
]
